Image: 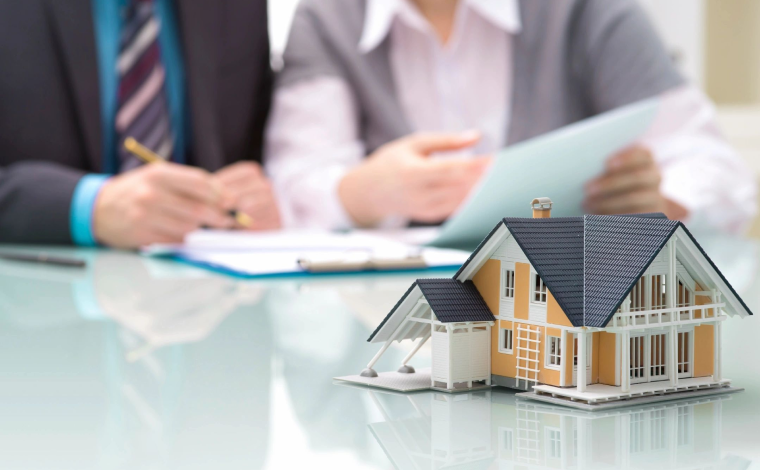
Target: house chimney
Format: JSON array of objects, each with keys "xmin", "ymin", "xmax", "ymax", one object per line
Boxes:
[{"xmin": 531, "ymin": 197, "xmax": 552, "ymax": 218}]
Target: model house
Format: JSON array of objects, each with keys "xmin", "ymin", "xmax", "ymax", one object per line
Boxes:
[{"xmin": 339, "ymin": 198, "xmax": 752, "ymax": 408}]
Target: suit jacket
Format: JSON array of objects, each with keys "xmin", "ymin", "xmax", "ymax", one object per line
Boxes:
[{"xmin": 0, "ymin": 0, "xmax": 272, "ymax": 244}]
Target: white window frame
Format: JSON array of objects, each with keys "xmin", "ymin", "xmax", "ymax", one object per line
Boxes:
[
  {"xmin": 499, "ymin": 327, "xmax": 514, "ymax": 354},
  {"xmin": 531, "ymin": 272, "xmax": 547, "ymax": 304},
  {"xmin": 546, "ymin": 335, "xmax": 562, "ymax": 369},
  {"xmin": 502, "ymin": 267, "xmax": 515, "ymax": 299},
  {"xmin": 546, "ymin": 427, "xmax": 562, "ymax": 459}
]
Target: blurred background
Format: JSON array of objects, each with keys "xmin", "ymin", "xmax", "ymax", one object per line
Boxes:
[{"xmin": 268, "ymin": 0, "xmax": 760, "ymax": 235}]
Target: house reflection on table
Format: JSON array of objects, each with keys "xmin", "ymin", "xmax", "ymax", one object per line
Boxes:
[{"xmin": 367, "ymin": 389, "xmax": 750, "ymax": 470}]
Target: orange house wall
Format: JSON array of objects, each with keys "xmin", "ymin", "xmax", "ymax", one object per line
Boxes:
[
  {"xmin": 472, "ymin": 259, "xmax": 501, "ymax": 315},
  {"xmin": 514, "ymin": 262, "xmax": 530, "ymax": 320},
  {"xmin": 598, "ymin": 332, "xmax": 618, "ymax": 385},
  {"xmin": 472, "ymin": 256, "xmax": 577, "ymax": 389}
]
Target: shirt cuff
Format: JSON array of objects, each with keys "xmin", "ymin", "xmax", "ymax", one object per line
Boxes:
[{"xmin": 70, "ymin": 174, "xmax": 110, "ymax": 246}]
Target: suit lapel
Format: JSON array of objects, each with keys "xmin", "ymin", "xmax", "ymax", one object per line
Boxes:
[
  {"xmin": 46, "ymin": 0, "xmax": 103, "ymax": 172},
  {"xmin": 175, "ymin": 0, "xmax": 224, "ymax": 171}
]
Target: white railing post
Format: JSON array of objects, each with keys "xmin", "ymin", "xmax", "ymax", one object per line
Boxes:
[{"xmin": 670, "ymin": 324, "xmax": 678, "ymax": 386}]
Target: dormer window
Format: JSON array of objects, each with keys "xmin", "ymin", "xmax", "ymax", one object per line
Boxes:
[{"xmin": 533, "ymin": 274, "xmax": 547, "ymax": 303}]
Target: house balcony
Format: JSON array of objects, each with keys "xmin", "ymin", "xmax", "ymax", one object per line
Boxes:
[
  {"xmin": 531, "ymin": 376, "xmax": 734, "ymax": 406},
  {"xmin": 607, "ymin": 302, "xmax": 726, "ymax": 330}
]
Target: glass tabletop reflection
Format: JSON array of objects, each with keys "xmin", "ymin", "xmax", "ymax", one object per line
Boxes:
[{"xmin": 0, "ymin": 236, "xmax": 758, "ymax": 469}]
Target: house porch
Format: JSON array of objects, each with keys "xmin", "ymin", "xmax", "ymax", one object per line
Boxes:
[{"xmin": 532, "ymin": 376, "xmax": 731, "ymax": 405}]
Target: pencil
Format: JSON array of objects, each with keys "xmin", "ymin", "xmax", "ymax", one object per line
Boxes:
[
  {"xmin": 0, "ymin": 251, "xmax": 86, "ymax": 268},
  {"xmin": 123, "ymin": 137, "xmax": 253, "ymax": 228}
]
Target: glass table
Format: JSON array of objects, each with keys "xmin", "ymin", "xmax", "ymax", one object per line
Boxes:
[{"xmin": 0, "ymin": 235, "xmax": 758, "ymax": 469}]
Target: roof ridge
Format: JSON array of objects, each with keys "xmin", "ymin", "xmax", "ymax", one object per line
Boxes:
[{"xmin": 583, "ymin": 215, "xmax": 587, "ymax": 327}]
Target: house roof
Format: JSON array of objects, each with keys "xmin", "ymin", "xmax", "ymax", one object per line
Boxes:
[
  {"xmin": 416, "ymin": 279, "xmax": 495, "ymax": 323},
  {"xmin": 369, "ymin": 213, "xmax": 753, "ymax": 343},
  {"xmin": 454, "ymin": 213, "xmax": 752, "ymax": 328},
  {"xmin": 367, "ymin": 279, "xmax": 495, "ymax": 342}
]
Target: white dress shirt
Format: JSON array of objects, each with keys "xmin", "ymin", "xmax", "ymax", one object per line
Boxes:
[{"xmin": 266, "ymin": 0, "xmax": 757, "ymax": 233}]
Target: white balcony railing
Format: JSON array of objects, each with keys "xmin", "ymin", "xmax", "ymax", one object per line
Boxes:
[{"xmin": 610, "ymin": 303, "xmax": 725, "ymax": 328}]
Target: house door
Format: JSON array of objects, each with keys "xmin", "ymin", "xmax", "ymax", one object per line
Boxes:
[
  {"xmin": 572, "ymin": 334, "xmax": 592, "ymax": 386},
  {"xmin": 630, "ymin": 333, "xmax": 670, "ymax": 384}
]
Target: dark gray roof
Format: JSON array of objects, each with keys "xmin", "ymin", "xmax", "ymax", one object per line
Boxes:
[
  {"xmin": 367, "ymin": 279, "xmax": 495, "ymax": 342},
  {"xmin": 503, "ymin": 215, "xmax": 679, "ymax": 327},
  {"xmin": 417, "ymin": 279, "xmax": 495, "ymax": 323},
  {"xmin": 501, "ymin": 217, "xmax": 585, "ymax": 325},
  {"xmin": 375, "ymin": 213, "xmax": 752, "ymax": 341},
  {"xmin": 583, "ymin": 215, "xmax": 680, "ymax": 327}
]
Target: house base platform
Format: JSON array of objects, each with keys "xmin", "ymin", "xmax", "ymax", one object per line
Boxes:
[
  {"xmin": 518, "ymin": 377, "xmax": 743, "ymax": 411},
  {"xmin": 334, "ymin": 368, "xmax": 491, "ymax": 393}
]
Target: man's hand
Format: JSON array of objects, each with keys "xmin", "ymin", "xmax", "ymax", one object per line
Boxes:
[
  {"xmin": 338, "ymin": 132, "xmax": 492, "ymax": 226},
  {"xmin": 93, "ymin": 163, "xmax": 234, "ymax": 248},
  {"xmin": 584, "ymin": 146, "xmax": 688, "ymax": 219},
  {"xmin": 214, "ymin": 161, "xmax": 282, "ymax": 230}
]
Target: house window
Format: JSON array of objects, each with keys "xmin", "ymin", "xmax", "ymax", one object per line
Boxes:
[
  {"xmin": 651, "ymin": 275, "xmax": 667, "ymax": 310},
  {"xmin": 500, "ymin": 328, "xmax": 513, "ymax": 354},
  {"xmin": 503, "ymin": 269, "xmax": 515, "ymax": 298},
  {"xmin": 547, "ymin": 336, "xmax": 562, "ymax": 368},
  {"xmin": 546, "ymin": 428, "xmax": 561, "ymax": 459},
  {"xmin": 532, "ymin": 273, "xmax": 547, "ymax": 303}
]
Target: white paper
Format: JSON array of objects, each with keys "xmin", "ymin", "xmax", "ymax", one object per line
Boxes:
[
  {"xmin": 144, "ymin": 229, "xmax": 469, "ymax": 277},
  {"xmin": 430, "ymin": 98, "xmax": 660, "ymax": 248}
]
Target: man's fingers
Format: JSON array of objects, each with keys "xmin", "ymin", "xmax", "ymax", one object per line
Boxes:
[
  {"xmin": 146, "ymin": 163, "xmax": 222, "ymax": 205},
  {"xmin": 404, "ymin": 130, "xmax": 481, "ymax": 155},
  {"xmin": 606, "ymin": 146, "xmax": 655, "ymax": 173},
  {"xmin": 586, "ymin": 165, "xmax": 661, "ymax": 198}
]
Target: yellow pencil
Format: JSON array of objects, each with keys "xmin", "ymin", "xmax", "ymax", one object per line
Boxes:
[{"xmin": 123, "ymin": 137, "xmax": 253, "ymax": 228}]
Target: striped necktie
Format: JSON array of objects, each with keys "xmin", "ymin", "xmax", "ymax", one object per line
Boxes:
[{"xmin": 116, "ymin": 0, "xmax": 174, "ymax": 172}]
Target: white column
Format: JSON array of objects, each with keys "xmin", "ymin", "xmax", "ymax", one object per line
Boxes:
[
  {"xmin": 670, "ymin": 325, "xmax": 679, "ymax": 386},
  {"xmin": 713, "ymin": 320, "xmax": 722, "ymax": 382},
  {"xmin": 667, "ymin": 238, "xmax": 677, "ymax": 310},
  {"xmin": 621, "ymin": 331, "xmax": 631, "ymax": 393},
  {"xmin": 486, "ymin": 324, "xmax": 492, "ymax": 385},
  {"xmin": 559, "ymin": 329, "xmax": 567, "ymax": 387},
  {"xmin": 447, "ymin": 325, "xmax": 454, "ymax": 390},
  {"xmin": 578, "ymin": 330, "xmax": 588, "ymax": 392},
  {"xmin": 401, "ymin": 332, "xmax": 430, "ymax": 366}
]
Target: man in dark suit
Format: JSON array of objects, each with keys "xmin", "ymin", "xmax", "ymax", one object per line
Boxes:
[{"xmin": 0, "ymin": 0, "xmax": 279, "ymax": 248}]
